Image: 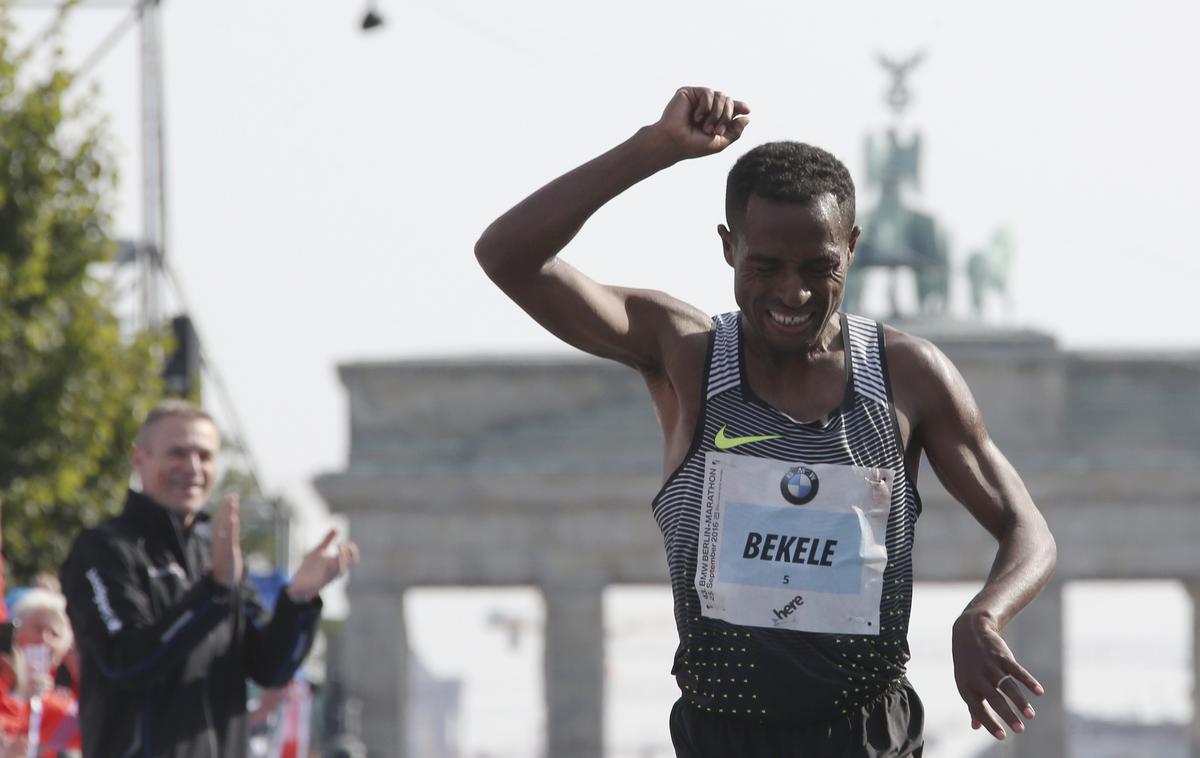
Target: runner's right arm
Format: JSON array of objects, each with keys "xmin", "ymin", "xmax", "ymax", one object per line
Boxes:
[{"xmin": 475, "ymin": 87, "xmax": 751, "ymax": 372}]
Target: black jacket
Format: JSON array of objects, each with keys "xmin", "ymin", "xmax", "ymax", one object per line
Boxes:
[{"xmin": 60, "ymin": 490, "xmax": 322, "ymax": 758}]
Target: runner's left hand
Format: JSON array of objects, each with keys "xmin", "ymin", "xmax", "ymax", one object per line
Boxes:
[{"xmin": 951, "ymin": 610, "xmax": 1043, "ymax": 740}]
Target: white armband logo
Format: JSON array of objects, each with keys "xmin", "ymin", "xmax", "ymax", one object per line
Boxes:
[{"xmin": 85, "ymin": 568, "xmax": 124, "ymax": 634}]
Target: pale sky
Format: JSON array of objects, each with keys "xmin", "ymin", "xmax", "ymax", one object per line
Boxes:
[{"xmin": 13, "ymin": 0, "xmax": 1200, "ymax": 493}]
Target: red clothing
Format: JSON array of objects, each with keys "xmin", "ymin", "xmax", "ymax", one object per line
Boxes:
[
  {"xmin": 0, "ymin": 550, "xmax": 8, "ymax": 623},
  {"xmin": 0, "ymin": 685, "xmax": 21, "ymax": 735},
  {"xmin": 0, "ymin": 685, "xmax": 81, "ymax": 756}
]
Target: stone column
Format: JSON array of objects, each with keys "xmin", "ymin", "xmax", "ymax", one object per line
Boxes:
[
  {"xmin": 543, "ymin": 579, "xmax": 606, "ymax": 758},
  {"xmin": 1187, "ymin": 579, "xmax": 1200, "ymax": 758},
  {"xmin": 1003, "ymin": 579, "xmax": 1065, "ymax": 758},
  {"xmin": 345, "ymin": 587, "xmax": 409, "ymax": 757}
]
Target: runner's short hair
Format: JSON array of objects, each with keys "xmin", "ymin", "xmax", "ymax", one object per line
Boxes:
[
  {"xmin": 135, "ymin": 399, "xmax": 216, "ymax": 446},
  {"xmin": 725, "ymin": 141, "xmax": 856, "ymax": 235}
]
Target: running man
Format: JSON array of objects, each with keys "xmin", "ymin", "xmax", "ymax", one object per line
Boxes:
[{"xmin": 475, "ymin": 87, "xmax": 1056, "ymax": 757}]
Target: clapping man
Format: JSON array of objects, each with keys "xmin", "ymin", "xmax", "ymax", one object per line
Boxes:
[{"xmin": 61, "ymin": 400, "xmax": 358, "ymax": 758}]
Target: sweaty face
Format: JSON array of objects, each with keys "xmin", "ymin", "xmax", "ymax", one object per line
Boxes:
[
  {"xmin": 721, "ymin": 194, "xmax": 857, "ymax": 356},
  {"xmin": 132, "ymin": 416, "xmax": 220, "ymax": 517}
]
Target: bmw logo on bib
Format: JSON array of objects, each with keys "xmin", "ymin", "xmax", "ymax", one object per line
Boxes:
[{"xmin": 780, "ymin": 466, "xmax": 820, "ymax": 505}]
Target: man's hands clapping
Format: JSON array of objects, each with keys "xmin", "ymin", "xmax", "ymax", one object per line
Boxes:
[
  {"xmin": 211, "ymin": 494, "xmax": 358, "ymax": 603},
  {"xmin": 286, "ymin": 529, "xmax": 359, "ymax": 604},
  {"xmin": 210, "ymin": 495, "xmax": 243, "ymax": 588}
]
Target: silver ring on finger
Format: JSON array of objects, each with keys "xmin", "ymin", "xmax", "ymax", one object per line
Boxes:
[{"xmin": 995, "ymin": 674, "xmax": 1016, "ymax": 691}]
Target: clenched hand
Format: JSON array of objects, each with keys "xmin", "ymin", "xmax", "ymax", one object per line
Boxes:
[{"xmin": 650, "ymin": 86, "xmax": 751, "ymax": 161}]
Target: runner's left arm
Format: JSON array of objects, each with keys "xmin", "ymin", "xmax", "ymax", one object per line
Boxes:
[{"xmin": 894, "ymin": 335, "xmax": 1057, "ymax": 742}]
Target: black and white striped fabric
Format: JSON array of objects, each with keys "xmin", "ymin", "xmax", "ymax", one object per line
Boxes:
[{"xmin": 651, "ymin": 311, "xmax": 921, "ymax": 724}]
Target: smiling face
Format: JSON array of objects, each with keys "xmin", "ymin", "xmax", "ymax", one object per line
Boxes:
[
  {"xmin": 132, "ymin": 414, "xmax": 220, "ymax": 518},
  {"xmin": 720, "ymin": 193, "xmax": 859, "ymax": 357}
]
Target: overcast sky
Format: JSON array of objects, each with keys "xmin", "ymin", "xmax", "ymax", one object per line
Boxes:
[{"xmin": 12, "ymin": 0, "xmax": 1199, "ymax": 493}]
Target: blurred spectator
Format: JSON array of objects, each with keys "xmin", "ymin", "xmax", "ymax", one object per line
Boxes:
[
  {"xmin": 0, "ymin": 622, "xmax": 23, "ymax": 724},
  {"xmin": 0, "ymin": 623, "xmax": 28, "ymax": 757},
  {"xmin": 248, "ymin": 677, "xmax": 314, "ymax": 758},
  {"xmin": 13, "ymin": 590, "xmax": 74, "ymax": 682},
  {"xmin": 0, "ymin": 589, "xmax": 82, "ymax": 756},
  {"xmin": 60, "ymin": 400, "xmax": 356, "ymax": 757}
]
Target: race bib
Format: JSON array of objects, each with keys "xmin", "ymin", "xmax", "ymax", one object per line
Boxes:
[{"xmin": 694, "ymin": 452, "xmax": 894, "ymax": 635}]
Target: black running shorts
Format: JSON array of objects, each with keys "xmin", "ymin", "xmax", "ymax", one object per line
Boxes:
[{"xmin": 669, "ymin": 679, "xmax": 924, "ymax": 757}]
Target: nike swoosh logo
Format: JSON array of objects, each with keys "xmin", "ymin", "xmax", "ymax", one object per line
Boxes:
[{"xmin": 714, "ymin": 425, "xmax": 783, "ymax": 450}]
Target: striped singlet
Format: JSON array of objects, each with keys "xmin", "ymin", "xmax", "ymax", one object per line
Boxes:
[{"xmin": 651, "ymin": 311, "xmax": 921, "ymax": 724}]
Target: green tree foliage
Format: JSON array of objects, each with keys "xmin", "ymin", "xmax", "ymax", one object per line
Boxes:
[{"xmin": 0, "ymin": 12, "xmax": 164, "ymax": 582}]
